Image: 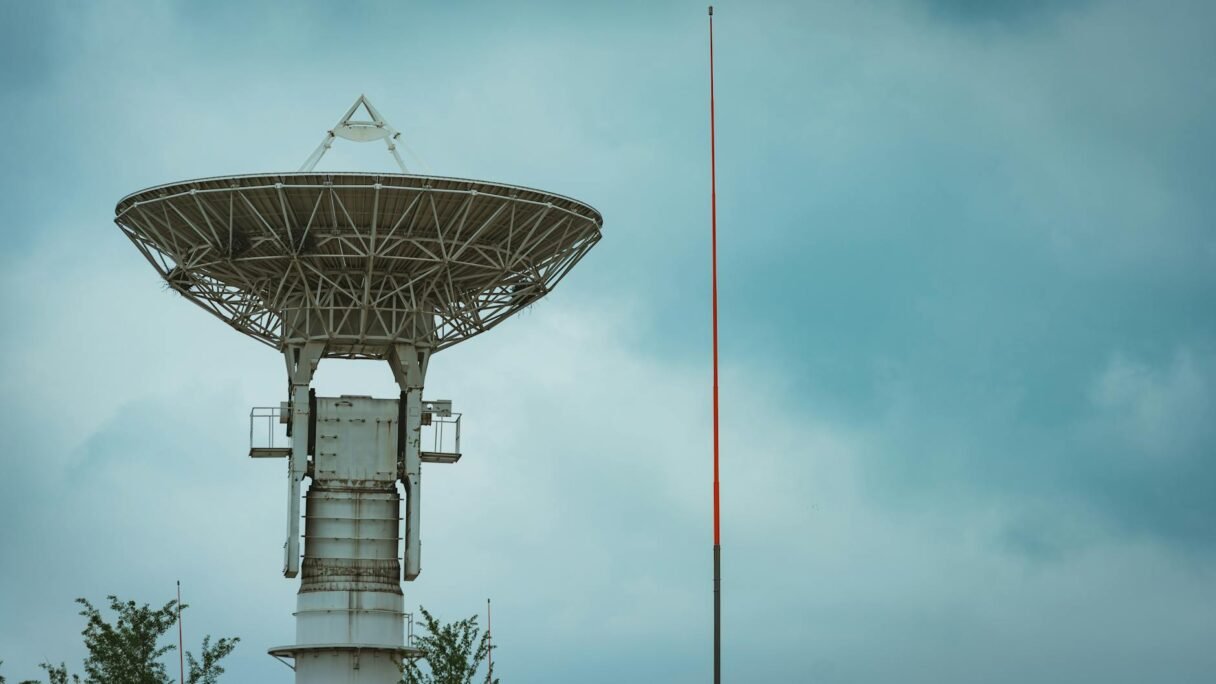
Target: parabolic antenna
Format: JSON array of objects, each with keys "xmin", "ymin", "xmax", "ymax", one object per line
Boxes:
[
  {"xmin": 114, "ymin": 100, "xmax": 601, "ymax": 359},
  {"xmin": 112, "ymin": 96, "xmax": 603, "ymax": 683}
]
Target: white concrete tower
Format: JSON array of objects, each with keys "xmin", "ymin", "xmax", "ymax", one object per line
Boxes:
[{"xmin": 113, "ymin": 96, "xmax": 603, "ymax": 683}]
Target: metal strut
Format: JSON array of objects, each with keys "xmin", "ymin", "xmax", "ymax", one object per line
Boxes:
[{"xmin": 300, "ymin": 95, "xmax": 410, "ymax": 173}]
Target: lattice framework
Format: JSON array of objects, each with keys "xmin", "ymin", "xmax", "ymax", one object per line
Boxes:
[{"xmin": 114, "ymin": 173, "xmax": 602, "ymax": 359}]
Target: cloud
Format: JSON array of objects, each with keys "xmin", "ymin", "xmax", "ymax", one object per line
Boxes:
[
  {"xmin": 1089, "ymin": 350, "xmax": 1214, "ymax": 458},
  {"xmin": 3, "ymin": 0, "xmax": 1216, "ymax": 682},
  {"xmin": 1072, "ymin": 349, "xmax": 1216, "ymax": 541},
  {"xmin": 8, "ymin": 290, "xmax": 1216, "ymax": 683},
  {"xmin": 915, "ymin": 0, "xmax": 1093, "ymax": 27}
]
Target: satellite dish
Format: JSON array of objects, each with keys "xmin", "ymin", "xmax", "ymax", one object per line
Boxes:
[
  {"xmin": 115, "ymin": 97, "xmax": 602, "ymax": 361},
  {"xmin": 112, "ymin": 97, "xmax": 603, "ymax": 682}
]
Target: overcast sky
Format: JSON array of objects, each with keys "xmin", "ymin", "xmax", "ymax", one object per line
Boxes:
[{"xmin": 1, "ymin": 1, "xmax": 1214, "ymax": 682}]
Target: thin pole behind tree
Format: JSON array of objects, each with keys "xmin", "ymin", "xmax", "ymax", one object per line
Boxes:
[{"xmin": 177, "ymin": 581, "xmax": 185, "ymax": 684}]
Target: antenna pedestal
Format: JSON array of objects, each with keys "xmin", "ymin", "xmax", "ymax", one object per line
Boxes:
[
  {"xmin": 265, "ymin": 388, "xmax": 449, "ymax": 681},
  {"xmin": 260, "ymin": 346, "xmax": 457, "ymax": 682},
  {"xmin": 272, "ymin": 480, "xmax": 419, "ymax": 681}
]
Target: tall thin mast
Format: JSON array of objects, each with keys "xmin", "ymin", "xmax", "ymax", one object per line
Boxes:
[
  {"xmin": 708, "ymin": 6, "xmax": 722, "ymax": 684},
  {"xmin": 177, "ymin": 580, "xmax": 185, "ymax": 684}
]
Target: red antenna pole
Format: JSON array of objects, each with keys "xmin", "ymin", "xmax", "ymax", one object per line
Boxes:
[
  {"xmin": 177, "ymin": 580, "xmax": 185, "ymax": 684},
  {"xmin": 708, "ymin": 6, "xmax": 722, "ymax": 684}
]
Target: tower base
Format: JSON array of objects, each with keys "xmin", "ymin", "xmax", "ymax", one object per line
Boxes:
[{"xmin": 269, "ymin": 644, "xmax": 424, "ymax": 683}]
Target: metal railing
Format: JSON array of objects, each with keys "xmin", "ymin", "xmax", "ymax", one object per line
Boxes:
[
  {"xmin": 248, "ymin": 403, "xmax": 459, "ymax": 456},
  {"xmin": 421, "ymin": 412, "xmax": 462, "ymax": 455},
  {"xmin": 250, "ymin": 405, "xmax": 288, "ymax": 451}
]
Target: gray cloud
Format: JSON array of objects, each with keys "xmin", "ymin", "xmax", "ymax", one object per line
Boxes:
[
  {"xmin": 2, "ymin": 1, "xmax": 1215, "ymax": 682},
  {"xmin": 916, "ymin": 0, "xmax": 1093, "ymax": 26}
]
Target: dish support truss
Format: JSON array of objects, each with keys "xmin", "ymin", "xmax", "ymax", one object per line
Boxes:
[
  {"xmin": 300, "ymin": 94, "xmax": 412, "ymax": 174},
  {"xmin": 113, "ymin": 173, "xmax": 601, "ymax": 360}
]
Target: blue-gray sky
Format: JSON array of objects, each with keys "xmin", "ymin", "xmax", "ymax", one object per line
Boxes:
[{"xmin": 1, "ymin": 1, "xmax": 1214, "ymax": 682}]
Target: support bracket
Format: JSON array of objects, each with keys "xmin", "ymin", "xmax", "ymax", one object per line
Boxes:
[
  {"xmin": 300, "ymin": 95, "xmax": 410, "ymax": 173},
  {"xmin": 389, "ymin": 343, "xmax": 429, "ymax": 581},
  {"xmin": 281, "ymin": 340, "xmax": 325, "ymax": 578}
]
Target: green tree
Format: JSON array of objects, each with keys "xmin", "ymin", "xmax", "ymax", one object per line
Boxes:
[
  {"xmin": 36, "ymin": 664, "xmax": 73, "ymax": 684},
  {"xmin": 0, "ymin": 658, "xmax": 54, "ymax": 684},
  {"xmin": 184, "ymin": 636, "xmax": 238, "ymax": 684},
  {"xmin": 0, "ymin": 660, "xmax": 73, "ymax": 684},
  {"xmin": 402, "ymin": 607, "xmax": 498, "ymax": 684},
  {"xmin": 76, "ymin": 596, "xmax": 177, "ymax": 683},
  {"xmin": 78, "ymin": 596, "xmax": 239, "ymax": 684},
  {"xmin": 2, "ymin": 595, "xmax": 238, "ymax": 684}
]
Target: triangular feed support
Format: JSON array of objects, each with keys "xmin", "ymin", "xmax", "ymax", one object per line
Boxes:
[{"xmin": 300, "ymin": 95, "xmax": 410, "ymax": 173}]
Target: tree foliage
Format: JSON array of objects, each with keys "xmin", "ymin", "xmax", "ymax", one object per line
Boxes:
[
  {"xmin": 77, "ymin": 596, "xmax": 178, "ymax": 683},
  {"xmin": 1, "ymin": 595, "xmax": 238, "ymax": 684},
  {"xmin": 0, "ymin": 658, "xmax": 52, "ymax": 684},
  {"xmin": 402, "ymin": 607, "xmax": 498, "ymax": 684},
  {"xmin": 36, "ymin": 664, "xmax": 73, "ymax": 684},
  {"xmin": 184, "ymin": 636, "xmax": 238, "ymax": 684}
]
